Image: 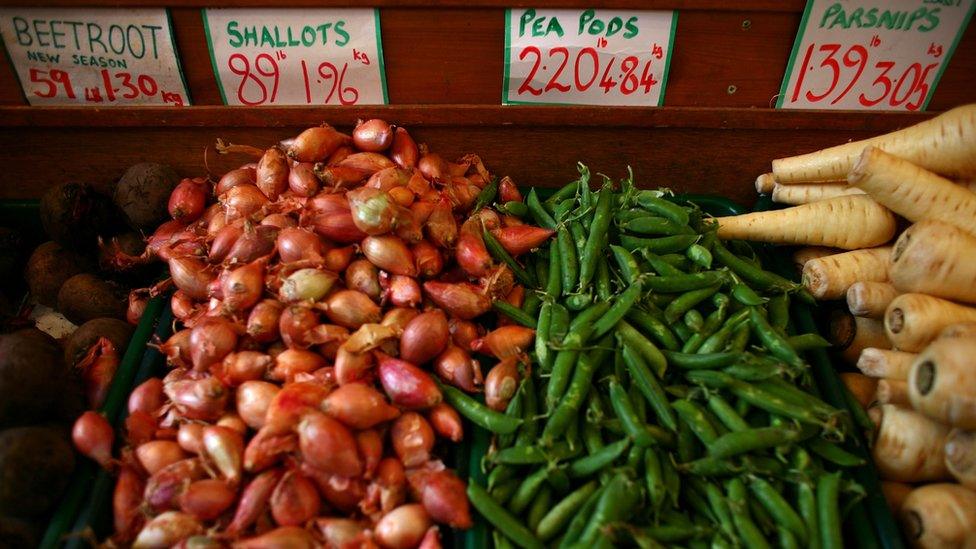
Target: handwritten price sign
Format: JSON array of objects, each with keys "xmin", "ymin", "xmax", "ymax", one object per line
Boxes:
[
  {"xmin": 503, "ymin": 8, "xmax": 677, "ymax": 106},
  {"xmin": 203, "ymin": 8, "xmax": 387, "ymax": 106},
  {"xmin": 778, "ymin": 0, "xmax": 974, "ymax": 111},
  {"xmin": 0, "ymin": 8, "xmax": 188, "ymax": 106}
]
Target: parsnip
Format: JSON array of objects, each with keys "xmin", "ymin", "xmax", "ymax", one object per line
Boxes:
[
  {"xmin": 945, "ymin": 428, "xmax": 976, "ymax": 489},
  {"xmin": 881, "ymin": 481, "xmax": 913, "ymax": 515},
  {"xmin": 792, "ymin": 246, "xmax": 838, "ymax": 272},
  {"xmin": 802, "ymin": 246, "xmax": 891, "ymax": 300},
  {"xmin": 857, "ymin": 348, "xmax": 917, "ymax": 380},
  {"xmin": 839, "ymin": 372, "xmax": 877, "ymax": 409},
  {"xmin": 771, "ymin": 182, "xmax": 864, "ymax": 205},
  {"xmin": 715, "ymin": 195, "xmax": 896, "ymax": 250},
  {"xmin": 939, "ymin": 322, "xmax": 976, "ymax": 341},
  {"xmin": 830, "ymin": 310, "xmax": 891, "ymax": 364},
  {"xmin": 849, "ymin": 147, "xmax": 976, "ymax": 236},
  {"xmin": 909, "ymin": 337, "xmax": 976, "ymax": 429},
  {"xmin": 755, "ymin": 172, "xmax": 776, "ymax": 194},
  {"xmin": 873, "ymin": 404, "xmax": 950, "ymax": 482},
  {"xmin": 900, "ymin": 483, "xmax": 976, "ymax": 549},
  {"xmin": 885, "ymin": 293, "xmax": 976, "ymax": 352},
  {"xmin": 876, "ymin": 379, "xmax": 910, "ymax": 406},
  {"xmin": 890, "ymin": 220, "xmax": 976, "ymax": 304},
  {"xmin": 847, "ymin": 281, "xmax": 898, "ymax": 319},
  {"xmin": 773, "ymin": 103, "xmax": 976, "ymax": 183}
]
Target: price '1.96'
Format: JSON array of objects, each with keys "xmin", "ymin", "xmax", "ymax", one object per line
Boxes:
[
  {"xmin": 227, "ymin": 52, "xmax": 360, "ymax": 106},
  {"xmin": 516, "ymin": 46, "xmax": 659, "ymax": 97},
  {"xmin": 789, "ymin": 42, "xmax": 939, "ymax": 111}
]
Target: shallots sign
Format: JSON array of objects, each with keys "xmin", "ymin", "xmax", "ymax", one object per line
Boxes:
[
  {"xmin": 203, "ymin": 8, "xmax": 388, "ymax": 106},
  {"xmin": 503, "ymin": 8, "xmax": 677, "ymax": 106}
]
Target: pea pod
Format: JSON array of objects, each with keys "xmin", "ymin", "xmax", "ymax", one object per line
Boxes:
[
  {"xmin": 544, "ymin": 179, "xmax": 579, "ymax": 209},
  {"xmin": 807, "ymin": 438, "xmax": 866, "ymax": 467},
  {"xmin": 683, "ymin": 309, "xmax": 705, "ymax": 332},
  {"xmin": 543, "ymin": 343, "xmax": 610, "ymax": 441},
  {"xmin": 522, "ymin": 290, "xmax": 541, "ymax": 317},
  {"xmin": 557, "ymin": 228, "xmax": 578, "ymax": 294},
  {"xmin": 686, "ymin": 243, "xmax": 713, "ymax": 269},
  {"xmin": 787, "ymin": 333, "xmax": 832, "ymax": 351},
  {"xmin": 616, "ymin": 320, "xmax": 668, "ymax": 378},
  {"xmin": 706, "ymin": 393, "xmax": 750, "ymax": 432},
  {"xmin": 536, "ymin": 481, "xmax": 599, "ymax": 541},
  {"xmin": 625, "ymin": 309, "xmax": 680, "ymax": 351},
  {"xmin": 491, "ymin": 443, "xmax": 579, "ymax": 465},
  {"xmin": 558, "ymin": 484, "xmax": 605, "ymax": 548},
  {"xmin": 527, "ymin": 188, "xmax": 556, "ymax": 229},
  {"xmin": 642, "ymin": 271, "xmax": 727, "ymax": 293},
  {"xmin": 509, "ymin": 467, "xmax": 550, "ymax": 514},
  {"xmin": 578, "ymin": 188, "xmax": 614, "ymax": 291},
  {"xmin": 673, "ymin": 399, "xmax": 720, "ymax": 445},
  {"xmin": 748, "ymin": 307, "xmax": 803, "ymax": 368},
  {"xmin": 636, "ymin": 191, "xmax": 690, "ymax": 226},
  {"xmin": 731, "ymin": 282, "xmax": 766, "ymax": 306},
  {"xmin": 468, "ymin": 482, "xmax": 545, "ymax": 549},
  {"xmin": 515, "ymin": 374, "xmax": 540, "ymax": 447},
  {"xmin": 546, "ymin": 240, "xmax": 562, "ymax": 298},
  {"xmin": 439, "ymin": 382, "xmax": 523, "ymax": 435},
  {"xmin": 644, "ymin": 449, "xmax": 666, "ymax": 511},
  {"xmin": 493, "ymin": 300, "xmax": 536, "ymax": 328},
  {"xmin": 472, "ymin": 177, "xmax": 499, "ymax": 212},
  {"xmin": 750, "ymin": 477, "xmax": 807, "ymax": 543},
  {"xmin": 767, "ymin": 293, "xmax": 790, "ymax": 333},
  {"xmin": 579, "ymin": 472, "xmax": 641, "ymax": 543},
  {"xmin": 621, "ymin": 343, "xmax": 677, "ymax": 431},
  {"xmin": 817, "ymin": 473, "xmax": 843, "ymax": 549},
  {"xmin": 685, "ymin": 299, "xmax": 736, "ymax": 354},
  {"xmin": 712, "ymin": 238, "xmax": 798, "ymax": 294},
  {"xmin": 621, "ymin": 216, "xmax": 695, "ymax": 236},
  {"xmin": 642, "ymin": 251, "xmax": 684, "ymax": 276},
  {"xmin": 620, "ymin": 234, "xmax": 699, "ymax": 254},
  {"xmin": 664, "ymin": 285, "xmax": 721, "ymax": 324},
  {"xmin": 685, "ymin": 371, "xmax": 831, "ymax": 427},
  {"xmin": 535, "ymin": 302, "xmax": 553, "ymax": 372},
  {"xmin": 608, "ymin": 378, "xmax": 674, "ymax": 447},
  {"xmin": 500, "ymin": 200, "xmax": 529, "ymax": 217},
  {"xmin": 498, "ymin": 384, "xmax": 524, "ymax": 449},
  {"xmin": 570, "ymin": 221, "xmax": 589, "ymax": 263},
  {"xmin": 726, "ymin": 478, "xmax": 772, "ymax": 549},
  {"xmin": 484, "ymin": 228, "xmax": 536, "ymax": 287},
  {"xmin": 610, "ymin": 244, "xmax": 641, "ymax": 284},
  {"xmin": 797, "ymin": 481, "xmax": 821, "ymax": 549},
  {"xmin": 592, "ymin": 281, "xmax": 642, "ymax": 339},
  {"xmin": 527, "ymin": 486, "xmax": 553, "ymax": 533},
  {"xmin": 568, "ymin": 438, "xmax": 631, "ymax": 478},
  {"xmin": 549, "ymin": 302, "xmax": 570, "ymax": 344},
  {"xmin": 707, "ymin": 426, "xmax": 801, "ymax": 459},
  {"xmin": 595, "ymin": 259, "xmax": 612, "ymax": 301},
  {"xmin": 661, "ymin": 350, "xmax": 740, "ymax": 370}
]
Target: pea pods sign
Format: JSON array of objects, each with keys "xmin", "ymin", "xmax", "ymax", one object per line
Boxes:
[
  {"xmin": 503, "ymin": 8, "xmax": 677, "ymax": 106},
  {"xmin": 203, "ymin": 8, "xmax": 388, "ymax": 106},
  {"xmin": 0, "ymin": 7, "xmax": 189, "ymax": 106},
  {"xmin": 778, "ymin": 0, "xmax": 975, "ymax": 111}
]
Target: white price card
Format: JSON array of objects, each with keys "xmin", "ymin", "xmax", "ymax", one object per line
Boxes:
[
  {"xmin": 503, "ymin": 8, "xmax": 677, "ymax": 106},
  {"xmin": 777, "ymin": 0, "xmax": 975, "ymax": 111},
  {"xmin": 203, "ymin": 8, "xmax": 388, "ymax": 106},
  {"xmin": 0, "ymin": 7, "xmax": 189, "ymax": 106}
]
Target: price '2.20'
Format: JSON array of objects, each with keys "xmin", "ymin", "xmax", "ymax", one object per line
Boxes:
[
  {"xmin": 516, "ymin": 46, "xmax": 659, "ymax": 97},
  {"xmin": 789, "ymin": 42, "xmax": 940, "ymax": 111},
  {"xmin": 227, "ymin": 52, "xmax": 360, "ymax": 106}
]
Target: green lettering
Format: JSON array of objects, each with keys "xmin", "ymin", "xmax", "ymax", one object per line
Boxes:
[
  {"xmin": 848, "ymin": 7, "xmax": 864, "ymax": 28},
  {"xmin": 531, "ymin": 17, "xmax": 545, "ymax": 36},
  {"xmin": 588, "ymin": 18, "xmax": 605, "ymax": 35},
  {"xmin": 301, "ymin": 25, "xmax": 316, "ymax": 46},
  {"xmin": 819, "ymin": 3, "xmax": 843, "ymax": 27},
  {"xmin": 127, "ymin": 24, "xmax": 145, "ymax": 58},
  {"xmin": 50, "ymin": 20, "xmax": 66, "ymax": 49},
  {"xmin": 227, "ymin": 21, "xmax": 243, "ymax": 47},
  {"xmin": 920, "ymin": 8, "xmax": 940, "ymax": 31},
  {"xmin": 863, "ymin": 8, "xmax": 878, "ymax": 27},
  {"xmin": 286, "ymin": 27, "xmax": 299, "ymax": 46},
  {"xmin": 334, "ymin": 20, "xmax": 349, "ymax": 46},
  {"xmin": 143, "ymin": 24, "xmax": 161, "ymax": 58},
  {"xmin": 578, "ymin": 9, "xmax": 595, "ymax": 35},
  {"xmin": 905, "ymin": 7, "xmax": 927, "ymax": 30},
  {"xmin": 274, "ymin": 27, "xmax": 286, "ymax": 47},
  {"xmin": 316, "ymin": 23, "xmax": 332, "ymax": 44},
  {"xmin": 260, "ymin": 26, "xmax": 274, "ymax": 47},
  {"xmin": 547, "ymin": 17, "xmax": 564, "ymax": 37},
  {"xmin": 12, "ymin": 16, "xmax": 30, "ymax": 46},
  {"xmin": 606, "ymin": 16, "xmax": 622, "ymax": 37},
  {"xmin": 519, "ymin": 9, "xmax": 536, "ymax": 37},
  {"xmin": 623, "ymin": 16, "xmax": 639, "ymax": 38},
  {"xmin": 243, "ymin": 25, "xmax": 257, "ymax": 46},
  {"xmin": 32, "ymin": 19, "xmax": 51, "ymax": 47},
  {"xmin": 108, "ymin": 24, "xmax": 125, "ymax": 54},
  {"xmin": 87, "ymin": 22, "xmax": 106, "ymax": 54},
  {"xmin": 64, "ymin": 21, "xmax": 83, "ymax": 49}
]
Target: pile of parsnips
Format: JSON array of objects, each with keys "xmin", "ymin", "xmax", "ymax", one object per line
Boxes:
[{"xmin": 719, "ymin": 104, "xmax": 976, "ymax": 548}]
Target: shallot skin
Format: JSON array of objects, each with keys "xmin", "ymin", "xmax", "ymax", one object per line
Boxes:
[{"xmin": 95, "ymin": 120, "xmax": 556, "ymax": 546}]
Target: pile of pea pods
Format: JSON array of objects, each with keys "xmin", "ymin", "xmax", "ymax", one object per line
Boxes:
[{"xmin": 445, "ymin": 167, "xmax": 872, "ymax": 549}]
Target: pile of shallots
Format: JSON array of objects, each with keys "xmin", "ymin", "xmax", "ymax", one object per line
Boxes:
[{"xmin": 72, "ymin": 120, "xmax": 554, "ymax": 548}]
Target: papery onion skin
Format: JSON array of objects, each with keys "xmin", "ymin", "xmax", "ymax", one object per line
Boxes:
[
  {"xmin": 276, "ymin": 227, "xmax": 326, "ymax": 263},
  {"xmin": 129, "ymin": 377, "xmax": 165, "ymax": 415},
  {"xmin": 169, "ymin": 179, "xmax": 208, "ymax": 223},
  {"xmin": 484, "ymin": 356, "xmax": 520, "ymax": 412},
  {"xmin": 375, "ymin": 504, "xmax": 432, "ymax": 549},
  {"xmin": 400, "ymin": 310, "xmax": 450, "ymax": 365},
  {"xmin": 217, "ymin": 167, "xmax": 256, "ymax": 195},
  {"xmin": 345, "ymin": 259, "xmax": 382, "ymax": 301},
  {"xmin": 412, "ymin": 241, "xmax": 444, "ymax": 278},
  {"xmin": 353, "ymin": 119, "xmax": 394, "ymax": 152},
  {"xmin": 325, "ymin": 290, "xmax": 382, "ymax": 329},
  {"xmin": 323, "ymin": 382, "xmax": 401, "ymax": 430},
  {"xmin": 377, "ymin": 353, "xmax": 443, "ymax": 410},
  {"xmin": 390, "ymin": 127, "xmax": 419, "ymax": 169},
  {"xmin": 391, "ymin": 412, "xmax": 434, "ymax": 468},
  {"xmin": 434, "ymin": 345, "xmax": 482, "ymax": 393},
  {"xmin": 226, "ymin": 469, "xmax": 282, "ymax": 535},
  {"xmin": 236, "ymin": 380, "xmax": 280, "ymax": 430},
  {"xmin": 361, "ymin": 236, "xmax": 417, "ymax": 276},
  {"xmin": 168, "ymin": 257, "xmax": 214, "ymax": 301},
  {"xmin": 72, "ymin": 411, "xmax": 114, "ymax": 468},
  {"xmin": 427, "ymin": 402, "xmax": 464, "ymax": 442},
  {"xmin": 297, "ymin": 412, "xmax": 363, "ymax": 477},
  {"xmin": 246, "ymin": 299, "xmax": 283, "ymax": 343},
  {"xmin": 288, "ymin": 125, "xmax": 350, "ymax": 162},
  {"xmin": 221, "ymin": 185, "xmax": 268, "ymax": 222},
  {"xmin": 179, "ymin": 479, "xmax": 236, "ymax": 522},
  {"xmin": 288, "ymin": 162, "xmax": 320, "ymax": 197},
  {"xmin": 189, "ymin": 318, "xmax": 239, "ymax": 372},
  {"xmin": 269, "ymin": 470, "xmax": 321, "ymax": 527},
  {"xmin": 423, "ymin": 281, "xmax": 491, "ymax": 320}
]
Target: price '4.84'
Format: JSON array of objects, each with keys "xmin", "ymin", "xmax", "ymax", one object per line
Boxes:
[
  {"xmin": 516, "ymin": 46, "xmax": 659, "ymax": 97},
  {"xmin": 789, "ymin": 42, "xmax": 939, "ymax": 111}
]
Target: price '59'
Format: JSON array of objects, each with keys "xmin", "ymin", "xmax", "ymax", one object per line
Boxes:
[
  {"xmin": 516, "ymin": 46, "xmax": 659, "ymax": 96},
  {"xmin": 789, "ymin": 42, "xmax": 939, "ymax": 111},
  {"xmin": 228, "ymin": 52, "xmax": 360, "ymax": 106}
]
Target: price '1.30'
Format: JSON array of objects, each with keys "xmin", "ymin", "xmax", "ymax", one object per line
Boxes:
[{"xmin": 227, "ymin": 52, "xmax": 360, "ymax": 106}]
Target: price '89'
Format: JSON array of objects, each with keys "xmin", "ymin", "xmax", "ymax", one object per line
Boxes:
[
  {"xmin": 517, "ymin": 46, "xmax": 658, "ymax": 96},
  {"xmin": 790, "ymin": 42, "xmax": 939, "ymax": 111},
  {"xmin": 227, "ymin": 52, "xmax": 360, "ymax": 106}
]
